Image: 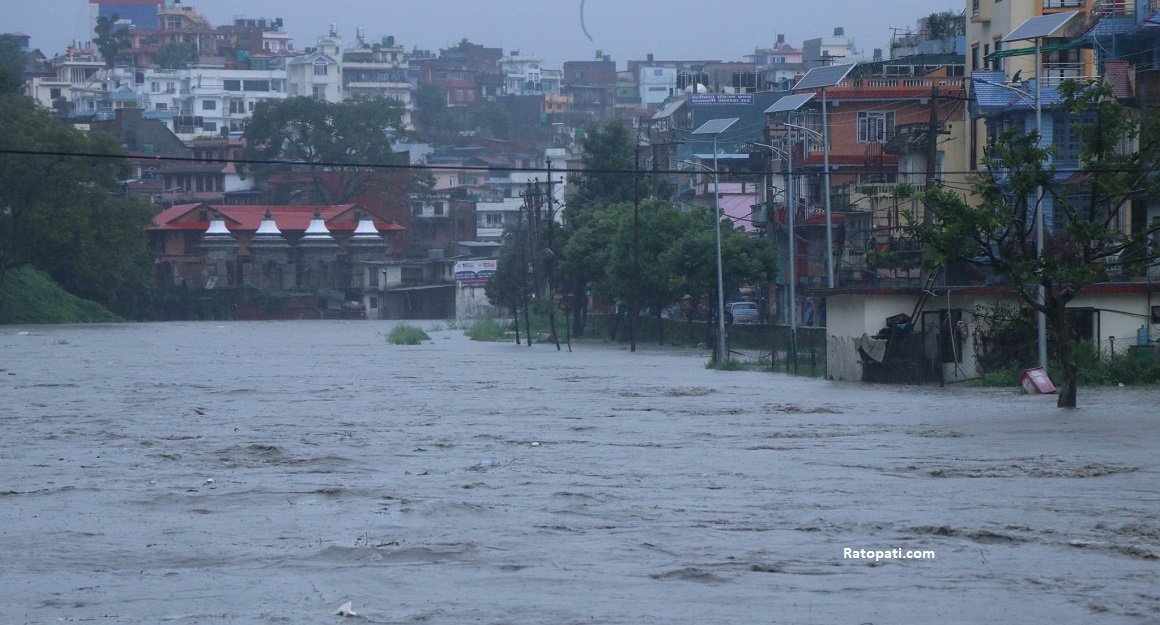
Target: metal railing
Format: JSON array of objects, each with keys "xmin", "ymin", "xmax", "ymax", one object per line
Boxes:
[
  {"xmin": 1043, "ymin": 0, "xmax": 1085, "ymax": 8},
  {"xmin": 1093, "ymin": 0, "xmax": 1136, "ymax": 17},
  {"xmin": 1040, "ymin": 63, "xmax": 1087, "ymax": 86}
]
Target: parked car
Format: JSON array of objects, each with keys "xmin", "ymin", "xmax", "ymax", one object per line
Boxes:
[{"xmin": 726, "ymin": 301, "xmax": 759, "ymax": 324}]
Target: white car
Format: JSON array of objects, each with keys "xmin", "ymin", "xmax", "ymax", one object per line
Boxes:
[{"xmin": 726, "ymin": 301, "xmax": 759, "ymax": 324}]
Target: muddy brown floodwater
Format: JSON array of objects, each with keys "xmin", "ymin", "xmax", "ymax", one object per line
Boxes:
[{"xmin": 1, "ymin": 321, "xmax": 1158, "ymax": 624}]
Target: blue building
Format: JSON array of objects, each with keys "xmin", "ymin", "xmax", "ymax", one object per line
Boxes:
[{"xmin": 90, "ymin": 0, "xmax": 164, "ymax": 31}]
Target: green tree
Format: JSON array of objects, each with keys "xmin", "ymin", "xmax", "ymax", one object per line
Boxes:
[
  {"xmin": 154, "ymin": 42, "xmax": 199, "ymax": 69},
  {"xmin": 486, "ymin": 217, "xmax": 535, "ymax": 341},
  {"xmin": 566, "ymin": 120, "xmax": 635, "ymax": 225},
  {"xmin": 925, "ymin": 10, "xmax": 966, "ymax": 41},
  {"xmin": 908, "ymin": 81, "xmax": 1160, "ymax": 407},
  {"xmin": 0, "ymin": 94, "xmax": 154, "ymax": 316},
  {"xmin": 413, "ymin": 83, "xmax": 460, "ymax": 143},
  {"xmin": 242, "ymin": 96, "xmax": 407, "ymax": 204},
  {"xmin": 0, "ymin": 35, "xmax": 28, "ymax": 96},
  {"xmin": 94, "ymin": 13, "xmax": 131, "ymax": 69},
  {"xmin": 469, "ymin": 102, "xmax": 511, "ymax": 140},
  {"xmin": 661, "ymin": 208, "xmax": 777, "ymax": 323},
  {"xmin": 607, "ymin": 199, "xmax": 691, "ymax": 342}
]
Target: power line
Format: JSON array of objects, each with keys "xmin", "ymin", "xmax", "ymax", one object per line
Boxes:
[{"xmin": 2, "ymin": 147, "xmax": 1156, "ymax": 179}]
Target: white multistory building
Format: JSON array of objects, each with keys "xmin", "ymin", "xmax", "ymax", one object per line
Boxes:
[
  {"xmin": 285, "ymin": 28, "xmax": 415, "ymax": 129},
  {"xmin": 144, "ymin": 67, "xmax": 288, "ymax": 137},
  {"xmin": 638, "ymin": 65, "xmax": 679, "ymax": 108},
  {"xmin": 499, "ymin": 52, "xmax": 560, "ymax": 96}
]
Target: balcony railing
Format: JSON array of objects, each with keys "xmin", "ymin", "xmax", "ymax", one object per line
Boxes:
[
  {"xmin": 1040, "ymin": 62, "xmax": 1086, "ymax": 86},
  {"xmin": 1043, "ymin": 0, "xmax": 1085, "ymax": 8},
  {"xmin": 1093, "ymin": 0, "xmax": 1136, "ymax": 17}
]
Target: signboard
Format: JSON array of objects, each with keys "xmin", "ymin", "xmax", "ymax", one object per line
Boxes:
[
  {"xmin": 689, "ymin": 93, "xmax": 754, "ymax": 107},
  {"xmin": 454, "ymin": 259, "xmax": 497, "ymax": 285}
]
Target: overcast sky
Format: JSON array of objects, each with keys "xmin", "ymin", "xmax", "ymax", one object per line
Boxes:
[{"xmin": 10, "ymin": 0, "xmax": 962, "ymax": 67}]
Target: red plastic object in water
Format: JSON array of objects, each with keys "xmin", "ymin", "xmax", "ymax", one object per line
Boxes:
[{"xmin": 1020, "ymin": 367, "xmax": 1057, "ymax": 394}]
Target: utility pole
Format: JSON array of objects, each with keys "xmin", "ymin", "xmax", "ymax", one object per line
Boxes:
[
  {"xmin": 631, "ymin": 129, "xmax": 641, "ymax": 353},
  {"xmin": 924, "ymin": 85, "xmax": 939, "ymax": 226},
  {"xmin": 545, "ymin": 158, "xmax": 561, "ymax": 351},
  {"xmin": 519, "ymin": 185, "xmax": 532, "ymax": 346}
]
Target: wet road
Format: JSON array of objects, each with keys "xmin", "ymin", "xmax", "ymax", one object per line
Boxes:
[{"xmin": 1, "ymin": 321, "xmax": 1158, "ymax": 624}]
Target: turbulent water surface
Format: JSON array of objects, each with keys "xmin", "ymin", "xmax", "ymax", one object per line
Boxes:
[{"xmin": 1, "ymin": 321, "xmax": 1158, "ymax": 624}]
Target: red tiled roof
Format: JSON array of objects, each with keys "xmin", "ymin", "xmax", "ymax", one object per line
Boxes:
[{"xmin": 151, "ymin": 203, "xmax": 406, "ymax": 232}]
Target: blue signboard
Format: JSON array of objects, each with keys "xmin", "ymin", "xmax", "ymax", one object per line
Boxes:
[{"xmin": 689, "ymin": 94, "xmax": 755, "ymax": 107}]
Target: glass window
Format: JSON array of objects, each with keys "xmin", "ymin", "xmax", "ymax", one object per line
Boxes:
[
  {"xmin": 224, "ymin": 80, "xmax": 241, "ymax": 91},
  {"xmin": 202, "ymin": 99, "xmax": 216, "ymax": 111},
  {"xmin": 314, "ymin": 63, "xmax": 328, "ymax": 76},
  {"xmin": 857, "ymin": 111, "xmax": 895, "ymax": 143}
]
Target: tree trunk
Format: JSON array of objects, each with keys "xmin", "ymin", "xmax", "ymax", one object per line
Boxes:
[
  {"xmin": 655, "ymin": 304, "xmax": 665, "ymax": 346},
  {"xmin": 1052, "ymin": 304, "xmax": 1078, "ymax": 408}
]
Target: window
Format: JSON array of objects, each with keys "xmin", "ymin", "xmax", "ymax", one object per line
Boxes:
[
  {"xmin": 314, "ymin": 62, "xmax": 329, "ymax": 76},
  {"xmin": 654, "ymin": 69, "xmax": 664, "ymax": 77},
  {"xmin": 401, "ymin": 267, "xmax": 423, "ymax": 283},
  {"xmin": 369, "ymin": 296, "xmax": 378, "ymax": 309},
  {"xmin": 243, "ymin": 80, "xmax": 270, "ymax": 92},
  {"xmin": 434, "ymin": 202, "xmax": 444, "ymax": 216},
  {"xmin": 313, "ymin": 85, "xmax": 327, "ymax": 100},
  {"xmin": 485, "ymin": 213, "xmax": 503, "ymax": 226},
  {"xmin": 151, "ymin": 81, "xmax": 159, "ymax": 92},
  {"xmin": 166, "ymin": 81, "xmax": 175, "ymax": 92},
  {"xmin": 369, "ymin": 270, "xmax": 379, "ymax": 287},
  {"xmin": 224, "ymin": 80, "xmax": 241, "ymax": 91},
  {"xmin": 202, "ymin": 121, "xmax": 217, "ymax": 132},
  {"xmin": 50, "ymin": 88, "xmax": 61, "ymax": 99},
  {"xmin": 991, "ymin": 41, "xmax": 1002, "ymax": 71},
  {"xmin": 857, "ymin": 111, "xmax": 895, "ymax": 143},
  {"xmin": 971, "ymin": 45, "xmax": 980, "ymax": 73},
  {"xmin": 202, "ymin": 99, "xmax": 217, "ymax": 111},
  {"xmin": 155, "ymin": 103, "xmax": 167, "ymax": 110},
  {"xmin": 229, "ymin": 99, "xmax": 245, "ymax": 114}
]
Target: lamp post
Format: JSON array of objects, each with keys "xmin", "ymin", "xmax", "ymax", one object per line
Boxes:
[
  {"xmin": 692, "ymin": 118, "xmax": 740, "ymax": 362},
  {"xmin": 995, "ymin": 10, "xmax": 1082, "ymax": 372},
  {"xmin": 969, "ymin": 73, "xmax": 1047, "ymax": 371},
  {"xmin": 747, "ymin": 139, "xmax": 799, "ymax": 371},
  {"xmin": 792, "ymin": 64, "xmax": 856, "ymax": 289}
]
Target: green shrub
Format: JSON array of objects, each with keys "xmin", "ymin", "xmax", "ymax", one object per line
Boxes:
[
  {"xmin": 386, "ymin": 323, "xmax": 430, "ymax": 345},
  {"xmin": 465, "ymin": 318, "xmax": 510, "ymax": 342}
]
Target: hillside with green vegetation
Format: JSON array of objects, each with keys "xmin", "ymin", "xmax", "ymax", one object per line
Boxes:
[{"xmin": 0, "ymin": 266, "xmax": 121, "ymax": 324}]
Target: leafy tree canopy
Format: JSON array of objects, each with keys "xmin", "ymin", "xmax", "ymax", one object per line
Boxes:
[
  {"xmin": 0, "ymin": 94, "xmax": 154, "ymax": 316},
  {"xmin": 94, "ymin": 13, "xmax": 131, "ymax": 69},
  {"xmin": 242, "ymin": 96, "xmax": 408, "ymax": 203},
  {"xmin": 908, "ymin": 80, "xmax": 1160, "ymax": 407},
  {"xmin": 0, "ymin": 35, "xmax": 28, "ymax": 96}
]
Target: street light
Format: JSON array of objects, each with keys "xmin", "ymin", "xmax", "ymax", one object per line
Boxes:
[
  {"xmin": 995, "ymin": 10, "xmax": 1081, "ymax": 372},
  {"xmin": 794, "ymin": 64, "xmax": 856, "ymax": 289},
  {"xmin": 747, "ymin": 139, "xmax": 800, "ymax": 371},
  {"xmin": 969, "ymin": 72, "xmax": 1048, "ymax": 369},
  {"xmin": 691, "ymin": 117, "xmax": 739, "ymax": 362}
]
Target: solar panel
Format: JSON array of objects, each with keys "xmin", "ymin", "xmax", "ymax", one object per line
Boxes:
[
  {"xmin": 691, "ymin": 118, "xmax": 740, "ymax": 135},
  {"xmin": 764, "ymin": 93, "xmax": 815, "ymax": 114},
  {"xmin": 793, "ymin": 63, "xmax": 856, "ymax": 91},
  {"xmin": 1003, "ymin": 11, "xmax": 1081, "ymax": 42}
]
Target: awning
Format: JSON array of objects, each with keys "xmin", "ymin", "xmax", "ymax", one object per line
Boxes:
[{"xmin": 985, "ymin": 39, "xmax": 1088, "ymax": 60}]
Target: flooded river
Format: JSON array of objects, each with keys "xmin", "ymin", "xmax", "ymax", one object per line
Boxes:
[{"xmin": 2, "ymin": 321, "xmax": 1158, "ymax": 624}]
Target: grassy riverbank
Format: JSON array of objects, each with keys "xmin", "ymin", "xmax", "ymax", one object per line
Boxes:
[{"xmin": 0, "ymin": 266, "xmax": 120, "ymax": 324}]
